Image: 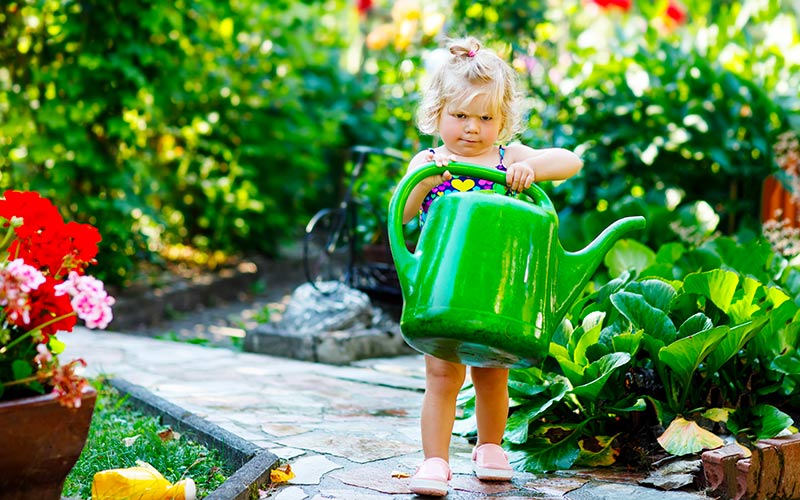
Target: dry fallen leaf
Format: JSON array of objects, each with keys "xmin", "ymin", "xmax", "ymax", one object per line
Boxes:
[
  {"xmin": 391, "ymin": 471, "xmax": 410, "ymax": 478},
  {"xmin": 158, "ymin": 427, "xmax": 181, "ymax": 442},
  {"xmin": 270, "ymin": 464, "xmax": 295, "ymax": 483},
  {"xmin": 122, "ymin": 434, "xmax": 141, "ymax": 447}
]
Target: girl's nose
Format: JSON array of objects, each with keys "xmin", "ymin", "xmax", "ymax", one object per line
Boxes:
[{"xmin": 465, "ymin": 118, "xmax": 479, "ymax": 132}]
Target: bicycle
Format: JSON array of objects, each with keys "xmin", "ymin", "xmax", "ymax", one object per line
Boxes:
[{"xmin": 302, "ymin": 145, "xmax": 409, "ymax": 298}]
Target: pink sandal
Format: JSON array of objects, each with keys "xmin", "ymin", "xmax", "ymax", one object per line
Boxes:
[
  {"xmin": 472, "ymin": 443, "xmax": 513, "ymax": 481},
  {"xmin": 409, "ymin": 457, "xmax": 451, "ymax": 497}
]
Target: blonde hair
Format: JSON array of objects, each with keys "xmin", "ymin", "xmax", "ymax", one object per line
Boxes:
[{"xmin": 417, "ymin": 37, "xmax": 524, "ymax": 144}]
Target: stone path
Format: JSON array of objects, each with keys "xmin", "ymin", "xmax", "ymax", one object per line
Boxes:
[
  {"xmin": 64, "ymin": 328, "xmax": 712, "ymax": 499},
  {"xmin": 60, "ymin": 255, "xmax": 713, "ymax": 499}
]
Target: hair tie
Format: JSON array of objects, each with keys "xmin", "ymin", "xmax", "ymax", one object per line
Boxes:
[{"xmin": 467, "ymin": 50, "xmax": 477, "ymax": 57}]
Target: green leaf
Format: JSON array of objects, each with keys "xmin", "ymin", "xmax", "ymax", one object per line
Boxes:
[
  {"xmin": 507, "ymin": 424, "xmax": 582, "ymax": 472},
  {"xmin": 656, "ymin": 242, "xmax": 685, "ymax": 265},
  {"xmin": 574, "ymin": 311, "xmax": 606, "ymax": 366},
  {"xmin": 704, "ymin": 319, "xmax": 768, "ymax": 376},
  {"xmin": 611, "ymin": 291, "xmax": 676, "ymax": 344},
  {"xmin": 677, "ymin": 312, "xmax": 713, "ymax": 339},
  {"xmin": 657, "ymin": 417, "xmax": 725, "ymax": 455},
  {"xmin": 683, "ymin": 269, "xmax": 739, "ymax": 313},
  {"xmin": 752, "ymin": 404, "xmax": 794, "ymax": 440},
  {"xmin": 605, "ymin": 397, "xmax": 647, "ymax": 414},
  {"xmin": 609, "ymin": 332, "xmax": 643, "ymax": 356},
  {"xmin": 605, "ymin": 239, "xmax": 657, "ymax": 278},
  {"xmin": 728, "ymin": 277, "xmax": 761, "ymax": 323},
  {"xmin": 49, "ymin": 336, "xmax": 66, "ymax": 355},
  {"xmin": 625, "ymin": 279, "xmax": 677, "ymax": 311},
  {"xmin": 507, "ymin": 368, "xmax": 548, "ymax": 399},
  {"xmin": 658, "ymin": 326, "xmax": 728, "ymax": 390},
  {"xmin": 12, "ymin": 360, "xmax": 33, "ymax": 381},
  {"xmin": 504, "ymin": 381, "xmax": 569, "ymax": 444},
  {"xmin": 572, "ymin": 352, "xmax": 632, "ymax": 400}
]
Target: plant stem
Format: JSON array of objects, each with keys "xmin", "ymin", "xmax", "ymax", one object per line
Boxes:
[{"xmin": 0, "ymin": 312, "xmax": 77, "ymax": 355}]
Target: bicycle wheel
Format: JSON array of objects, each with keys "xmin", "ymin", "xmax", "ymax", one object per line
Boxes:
[{"xmin": 303, "ymin": 207, "xmax": 351, "ymax": 295}]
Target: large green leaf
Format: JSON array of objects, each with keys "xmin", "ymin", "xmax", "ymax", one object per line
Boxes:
[
  {"xmin": 507, "ymin": 368, "xmax": 548, "ymax": 399},
  {"xmin": 755, "ymin": 405, "xmax": 794, "ymax": 440},
  {"xmin": 611, "ymin": 291, "xmax": 676, "ymax": 343},
  {"xmin": 571, "ymin": 352, "xmax": 632, "ymax": 400},
  {"xmin": 728, "ymin": 276, "xmax": 761, "ymax": 323},
  {"xmin": 604, "ymin": 239, "xmax": 657, "ymax": 278},
  {"xmin": 609, "ymin": 331, "xmax": 643, "ymax": 356},
  {"xmin": 508, "ymin": 424, "xmax": 582, "ymax": 472},
  {"xmin": 504, "ymin": 381, "xmax": 570, "ymax": 444},
  {"xmin": 683, "ymin": 269, "xmax": 739, "ymax": 313},
  {"xmin": 658, "ymin": 326, "xmax": 729, "ymax": 390},
  {"xmin": 677, "ymin": 312, "xmax": 713, "ymax": 340},
  {"xmin": 550, "ymin": 347, "xmax": 586, "ymax": 386},
  {"xmin": 624, "ymin": 279, "xmax": 677, "ymax": 311},
  {"xmin": 574, "ymin": 311, "xmax": 606, "ymax": 366},
  {"xmin": 704, "ymin": 319, "xmax": 768, "ymax": 376}
]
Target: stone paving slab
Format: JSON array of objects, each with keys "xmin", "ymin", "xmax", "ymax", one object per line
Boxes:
[{"xmin": 63, "ymin": 327, "xmax": 713, "ymax": 499}]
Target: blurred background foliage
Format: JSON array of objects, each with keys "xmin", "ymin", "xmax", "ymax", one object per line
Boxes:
[{"xmin": 0, "ymin": 0, "xmax": 798, "ymax": 287}]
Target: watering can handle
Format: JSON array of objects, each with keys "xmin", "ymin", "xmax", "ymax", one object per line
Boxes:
[{"xmin": 388, "ymin": 162, "xmax": 557, "ymax": 269}]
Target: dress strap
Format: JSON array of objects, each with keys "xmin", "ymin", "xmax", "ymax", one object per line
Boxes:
[{"xmin": 497, "ymin": 145, "xmax": 507, "ymax": 172}]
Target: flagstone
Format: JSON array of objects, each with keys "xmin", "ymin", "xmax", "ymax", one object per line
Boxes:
[
  {"xmin": 310, "ymin": 490, "xmax": 397, "ymax": 500},
  {"xmin": 268, "ymin": 446, "xmax": 306, "ymax": 460},
  {"xmin": 451, "ymin": 475, "xmax": 516, "ymax": 494},
  {"xmin": 272, "ymin": 486, "xmax": 308, "ymax": 500},
  {"xmin": 288, "ymin": 455, "xmax": 344, "ymax": 485},
  {"xmin": 278, "ymin": 431, "xmax": 420, "ymax": 463},
  {"xmin": 330, "ymin": 466, "xmax": 413, "ymax": 494}
]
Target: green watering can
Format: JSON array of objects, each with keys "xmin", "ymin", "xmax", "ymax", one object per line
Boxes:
[{"xmin": 388, "ymin": 162, "xmax": 646, "ymax": 368}]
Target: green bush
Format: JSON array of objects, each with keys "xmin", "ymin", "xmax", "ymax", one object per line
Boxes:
[
  {"xmin": 456, "ymin": 236, "xmax": 800, "ymax": 472},
  {"xmin": 0, "ymin": 0, "xmax": 385, "ymax": 286}
]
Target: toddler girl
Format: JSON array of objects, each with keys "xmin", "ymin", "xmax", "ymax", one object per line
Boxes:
[{"xmin": 401, "ymin": 36, "xmax": 583, "ymax": 497}]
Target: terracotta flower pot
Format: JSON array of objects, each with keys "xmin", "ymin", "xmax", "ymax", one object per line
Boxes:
[
  {"xmin": 0, "ymin": 386, "xmax": 97, "ymax": 500},
  {"xmin": 762, "ymin": 175, "xmax": 799, "ymax": 227}
]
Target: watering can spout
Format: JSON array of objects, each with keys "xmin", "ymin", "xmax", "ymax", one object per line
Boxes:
[{"xmin": 556, "ymin": 216, "xmax": 646, "ymax": 319}]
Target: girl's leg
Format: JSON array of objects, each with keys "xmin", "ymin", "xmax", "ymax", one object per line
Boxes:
[
  {"xmin": 420, "ymin": 355, "xmax": 467, "ymax": 460},
  {"xmin": 470, "ymin": 366, "xmax": 510, "ymax": 446},
  {"xmin": 470, "ymin": 366, "xmax": 513, "ymax": 481}
]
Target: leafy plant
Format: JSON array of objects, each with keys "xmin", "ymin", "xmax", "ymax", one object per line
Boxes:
[{"xmin": 465, "ymin": 236, "xmax": 800, "ymax": 472}]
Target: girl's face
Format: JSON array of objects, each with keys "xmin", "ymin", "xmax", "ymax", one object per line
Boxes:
[{"xmin": 438, "ymin": 93, "xmax": 502, "ymax": 158}]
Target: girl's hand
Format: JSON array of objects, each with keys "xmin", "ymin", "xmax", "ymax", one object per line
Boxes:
[
  {"xmin": 505, "ymin": 161, "xmax": 535, "ymax": 192},
  {"xmin": 425, "ymin": 148, "xmax": 454, "ymax": 187}
]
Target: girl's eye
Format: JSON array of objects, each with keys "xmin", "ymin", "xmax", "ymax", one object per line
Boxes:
[
  {"xmin": 481, "ymin": 116, "xmax": 493, "ymax": 121},
  {"xmin": 455, "ymin": 113, "xmax": 466, "ymax": 119}
]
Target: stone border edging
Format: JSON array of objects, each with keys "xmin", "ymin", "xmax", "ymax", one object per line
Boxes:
[{"xmin": 109, "ymin": 378, "xmax": 278, "ymax": 500}]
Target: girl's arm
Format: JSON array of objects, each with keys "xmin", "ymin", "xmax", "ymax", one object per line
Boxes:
[
  {"xmin": 503, "ymin": 144, "xmax": 583, "ymax": 192},
  {"xmin": 401, "ymin": 150, "xmax": 453, "ymax": 224}
]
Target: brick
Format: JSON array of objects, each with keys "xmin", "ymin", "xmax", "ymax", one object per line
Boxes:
[
  {"xmin": 761, "ymin": 433, "xmax": 800, "ymax": 499},
  {"xmin": 753, "ymin": 442, "xmax": 781, "ymax": 500},
  {"xmin": 703, "ymin": 444, "xmax": 746, "ymax": 498},
  {"xmin": 735, "ymin": 458, "xmax": 752, "ymax": 500}
]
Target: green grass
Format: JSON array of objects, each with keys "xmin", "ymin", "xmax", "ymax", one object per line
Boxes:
[{"xmin": 63, "ymin": 379, "xmax": 230, "ymax": 499}]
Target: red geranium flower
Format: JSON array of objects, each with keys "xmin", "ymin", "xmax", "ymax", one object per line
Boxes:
[
  {"xmin": 357, "ymin": 0, "xmax": 373, "ymax": 15},
  {"xmin": 0, "ymin": 190, "xmax": 113, "ymax": 408},
  {"xmin": 587, "ymin": 0, "xmax": 632, "ymax": 11},
  {"xmin": 665, "ymin": 0, "xmax": 687, "ymax": 25},
  {"xmin": 21, "ymin": 277, "xmax": 77, "ymax": 342}
]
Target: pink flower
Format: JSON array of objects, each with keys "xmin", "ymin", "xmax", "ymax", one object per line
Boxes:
[
  {"xmin": 55, "ymin": 271, "xmax": 116, "ymax": 329},
  {"xmin": 0, "ymin": 259, "xmax": 46, "ymax": 324}
]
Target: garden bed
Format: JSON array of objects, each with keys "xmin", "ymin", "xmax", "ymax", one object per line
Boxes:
[{"xmin": 65, "ymin": 378, "xmax": 278, "ymax": 500}]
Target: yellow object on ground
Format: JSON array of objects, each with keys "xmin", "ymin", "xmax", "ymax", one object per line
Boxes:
[{"xmin": 91, "ymin": 461, "xmax": 196, "ymax": 500}]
